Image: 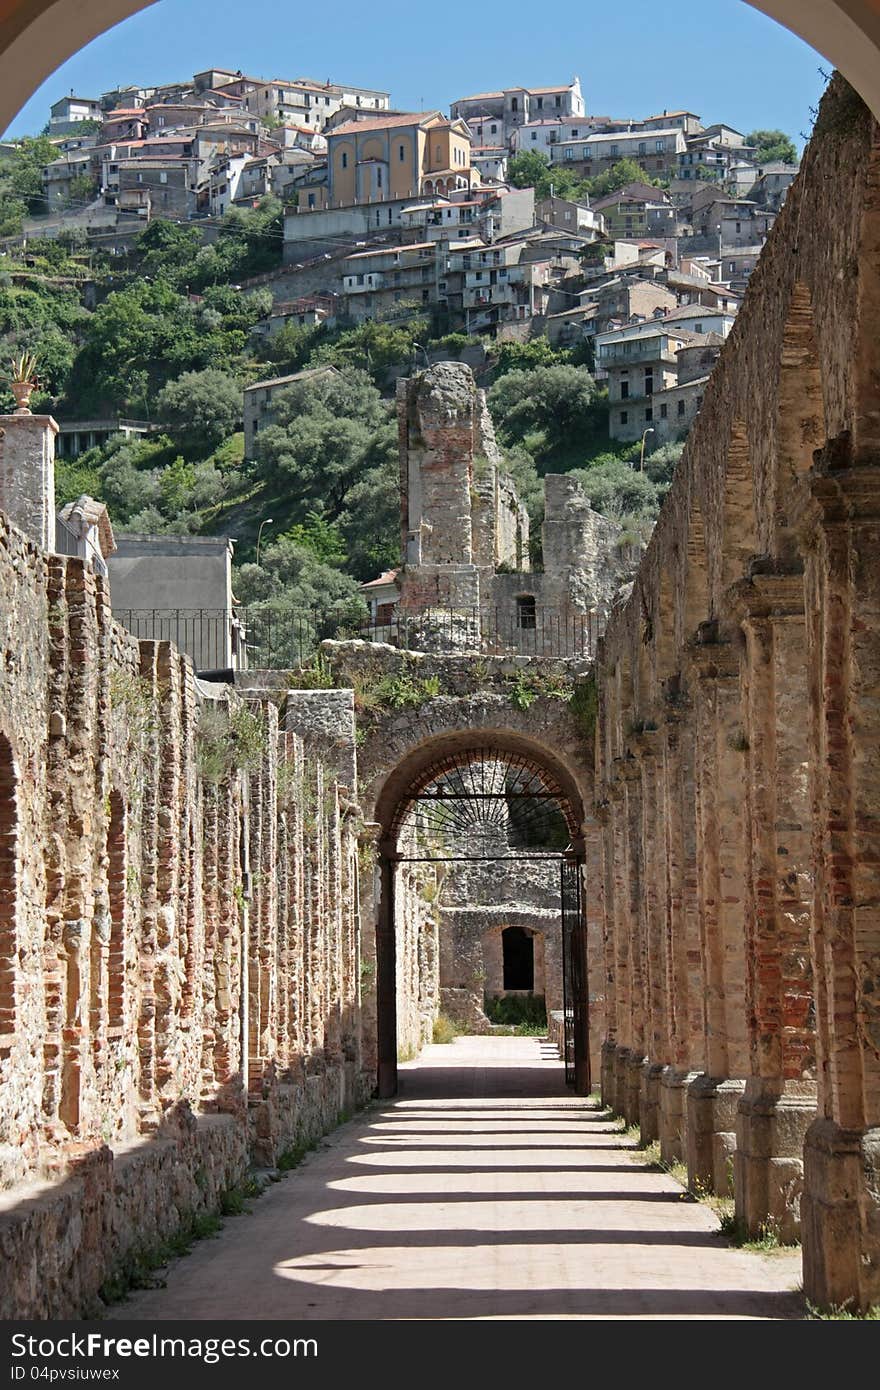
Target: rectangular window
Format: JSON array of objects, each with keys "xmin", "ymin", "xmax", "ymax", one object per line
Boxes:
[
  {"xmin": 399, "ymin": 144, "xmax": 405, "ymax": 161},
  {"xmin": 621, "ymin": 381, "xmax": 629, "ymax": 399},
  {"xmin": 341, "ymin": 151, "xmax": 348, "ymax": 168},
  {"xmin": 610, "ymin": 144, "xmax": 619, "ymax": 156},
  {"xmin": 660, "ymin": 403, "xmax": 668, "ymax": 419},
  {"xmin": 516, "ymin": 595, "xmax": 537, "ymax": 630},
  {"xmin": 376, "ymin": 168, "xmax": 382, "ymax": 187},
  {"xmin": 655, "ymin": 139, "xmax": 665, "ymax": 152},
  {"xmin": 645, "ymin": 407, "xmax": 653, "ymax": 422},
  {"xmin": 537, "ymin": 97, "xmax": 543, "ymax": 110},
  {"xmin": 619, "ymin": 411, "xmax": 628, "ymax": 425},
  {"xmin": 531, "ymin": 131, "xmax": 537, "ymax": 141},
  {"xmin": 677, "ymin": 399, "xmax": 686, "ymax": 417}
]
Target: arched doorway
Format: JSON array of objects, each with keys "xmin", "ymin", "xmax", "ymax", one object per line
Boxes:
[{"xmin": 375, "ymin": 736, "xmax": 590, "ymax": 1098}]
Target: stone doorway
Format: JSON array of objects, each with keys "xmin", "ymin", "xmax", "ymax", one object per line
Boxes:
[
  {"xmin": 501, "ymin": 926, "xmax": 535, "ymax": 990},
  {"xmin": 374, "ymin": 740, "xmax": 590, "ymax": 1098}
]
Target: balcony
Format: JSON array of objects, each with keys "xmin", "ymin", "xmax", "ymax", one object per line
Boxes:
[{"xmin": 598, "ymin": 340, "xmax": 677, "ymax": 366}]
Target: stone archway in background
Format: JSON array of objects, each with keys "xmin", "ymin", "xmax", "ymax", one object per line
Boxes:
[
  {"xmin": 373, "ymin": 732, "xmax": 589, "ymax": 1098},
  {"xmin": 2, "ymin": 0, "xmax": 880, "ymax": 135}
]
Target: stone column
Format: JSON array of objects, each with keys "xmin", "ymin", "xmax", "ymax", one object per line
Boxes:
[
  {"xmin": 686, "ymin": 633, "xmax": 749, "ymax": 1195},
  {"xmin": 799, "ymin": 465, "xmax": 880, "ymax": 1312},
  {"xmin": 620, "ymin": 756, "xmax": 646, "ymax": 1125},
  {"xmin": 633, "ymin": 730, "xmax": 669, "ymax": 1144},
  {"xmin": 734, "ymin": 574, "xmax": 816, "ymax": 1242},
  {"xmin": 0, "ymin": 413, "xmax": 58, "ymax": 552},
  {"xmin": 659, "ymin": 697, "xmax": 704, "ymax": 1162},
  {"xmin": 596, "ymin": 794, "xmax": 618, "ymax": 1109},
  {"xmin": 608, "ymin": 779, "xmax": 632, "ymax": 1116}
]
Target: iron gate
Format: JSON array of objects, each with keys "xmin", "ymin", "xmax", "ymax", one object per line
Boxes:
[{"xmin": 561, "ymin": 856, "xmax": 590, "ymax": 1092}]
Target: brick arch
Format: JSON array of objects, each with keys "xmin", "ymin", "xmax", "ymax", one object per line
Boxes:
[
  {"xmin": 374, "ymin": 726, "xmax": 587, "ymax": 844},
  {"xmin": 773, "ymin": 281, "xmax": 826, "ymax": 561},
  {"xmin": 721, "ymin": 419, "xmax": 759, "ymax": 595},
  {"xmin": 0, "ymin": 733, "xmax": 19, "ymax": 1037}
]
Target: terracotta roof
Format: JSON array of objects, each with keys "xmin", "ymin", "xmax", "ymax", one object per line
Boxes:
[
  {"xmin": 455, "ymin": 91, "xmax": 505, "ymax": 103},
  {"xmin": 245, "ymin": 365, "xmax": 340, "ymax": 392},
  {"xmin": 329, "ymin": 111, "xmax": 442, "ymax": 138},
  {"xmin": 643, "ymin": 110, "xmax": 701, "ymax": 121},
  {"xmin": 344, "ymin": 242, "xmax": 434, "ymax": 261},
  {"xmin": 676, "ymin": 332, "xmax": 725, "ymax": 349},
  {"xmin": 359, "ymin": 569, "xmax": 400, "ymax": 590}
]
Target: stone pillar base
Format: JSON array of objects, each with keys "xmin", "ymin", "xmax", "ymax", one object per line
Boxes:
[
  {"xmin": 802, "ymin": 1117, "xmax": 880, "ymax": 1313},
  {"xmin": 600, "ymin": 1040, "xmax": 616, "ymax": 1111},
  {"xmin": 639, "ymin": 1060, "xmax": 665, "ymax": 1145},
  {"xmin": 624, "ymin": 1052, "xmax": 645, "ymax": 1127},
  {"xmin": 686, "ymin": 1075, "xmax": 745, "ymax": 1196},
  {"xmin": 659, "ymin": 1066, "xmax": 700, "ymax": 1165},
  {"xmin": 612, "ymin": 1046, "xmax": 631, "ymax": 1118},
  {"xmin": 734, "ymin": 1079, "xmax": 816, "ymax": 1243}
]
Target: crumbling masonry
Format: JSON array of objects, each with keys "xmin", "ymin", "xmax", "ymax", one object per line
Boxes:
[
  {"xmin": 595, "ymin": 77, "xmax": 880, "ymax": 1311},
  {"xmin": 1, "ymin": 74, "xmax": 880, "ymax": 1319}
]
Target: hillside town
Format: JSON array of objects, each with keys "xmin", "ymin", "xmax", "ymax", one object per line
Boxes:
[{"xmin": 7, "ymin": 70, "xmax": 798, "ymax": 448}]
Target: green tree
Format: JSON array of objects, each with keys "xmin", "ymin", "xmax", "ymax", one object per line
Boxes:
[
  {"xmin": 507, "ymin": 150, "xmax": 586, "ymax": 202},
  {"xmin": 586, "ymin": 158, "xmax": 657, "ymax": 199},
  {"xmin": 569, "ymin": 456, "xmax": 664, "ymax": 521},
  {"xmin": 156, "ymin": 368, "xmax": 242, "ymax": 457},
  {"xmin": 745, "ymin": 129, "xmax": 798, "ymax": 165},
  {"xmin": 252, "ymin": 367, "xmax": 396, "ymax": 521},
  {"xmin": 235, "ymin": 537, "xmax": 367, "ymax": 664},
  {"xmin": 488, "ymin": 365, "xmax": 607, "ymax": 471},
  {"xmin": 494, "ymin": 338, "xmax": 567, "ymax": 377}
]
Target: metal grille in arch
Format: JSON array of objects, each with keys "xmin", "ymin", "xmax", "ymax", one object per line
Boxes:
[{"xmin": 392, "ymin": 748, "xmax": 577, "ymax": 860}]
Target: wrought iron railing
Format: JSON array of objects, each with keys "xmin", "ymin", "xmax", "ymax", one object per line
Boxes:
[{"xmin": 113, "ymin": 604, "xmax": 596, "ymax": 671}]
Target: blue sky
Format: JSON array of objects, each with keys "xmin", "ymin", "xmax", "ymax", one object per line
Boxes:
[{"xmin": 5, "ymin": 0, "xmax": 827, "ymax": 143}]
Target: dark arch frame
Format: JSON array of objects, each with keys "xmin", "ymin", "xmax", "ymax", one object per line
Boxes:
[{"xmin": 374, "ymin": 729, "xmax": 589, "ymax": 1098}]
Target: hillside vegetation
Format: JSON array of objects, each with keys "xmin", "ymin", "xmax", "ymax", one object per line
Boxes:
[{"xmin": 0, "ymin": 174, "xmax": 679, "ymax": 631}]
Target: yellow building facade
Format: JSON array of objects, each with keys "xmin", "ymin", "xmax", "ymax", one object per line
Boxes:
[{"xmin": 316, "ymin": 111, "xmax": 474, "ymax": 209}]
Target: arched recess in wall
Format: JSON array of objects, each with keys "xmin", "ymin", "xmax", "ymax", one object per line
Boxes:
[
  {"xmin": 0, "ymin": 734, "xmax": 19, "ymax": 1037},
  {"xmin": 683, "ymin": 496, "xmax": 710, "ymax": 640},
  {"xmin": 852, "ymin": 138, "xmax": 880, "ymax": 462},
  {"xmin": 721, "ymin": 419, "xmax": 759, "ymax": 595},
  {"xmin": 774, "ymin": 281, "xmax": 826, "ymax": 562},
  {"xmin": 653, "ymin": 564, "xmax": 676, "ymax": 700}
]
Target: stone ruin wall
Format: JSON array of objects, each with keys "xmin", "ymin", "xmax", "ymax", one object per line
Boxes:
[
  {"xmin": 594, "ymin": 77, "xmax": 880, "ymax": 1310},
  {"xmin": 324, "ymin": 639, "xmax": 606, "ymax": 1080},
  {"xmin": 395, "ymin": 361, "xmax": 638, "ymax": 652},
  {"xmin": 0, "ymin": 513, "xmax": 372, "ymax": 1318}
]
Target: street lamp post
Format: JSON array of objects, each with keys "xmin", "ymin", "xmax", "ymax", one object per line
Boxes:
[
  {"xmin": 256, "ymin": 518, "xmax": 274, "ymax": 566},
  {"xmin": 639, "ymin": 428, "xmax": 655, "ymax": 472}
]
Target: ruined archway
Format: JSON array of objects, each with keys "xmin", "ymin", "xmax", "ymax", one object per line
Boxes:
[{"xmin": 374, "ymin": 731, "xmax": 590, "ymax": 1099}]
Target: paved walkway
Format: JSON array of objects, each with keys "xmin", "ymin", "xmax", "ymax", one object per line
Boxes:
[{"xmin": 108, "ymin": 1037, "xmax": 804, "ymax": 1320}]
